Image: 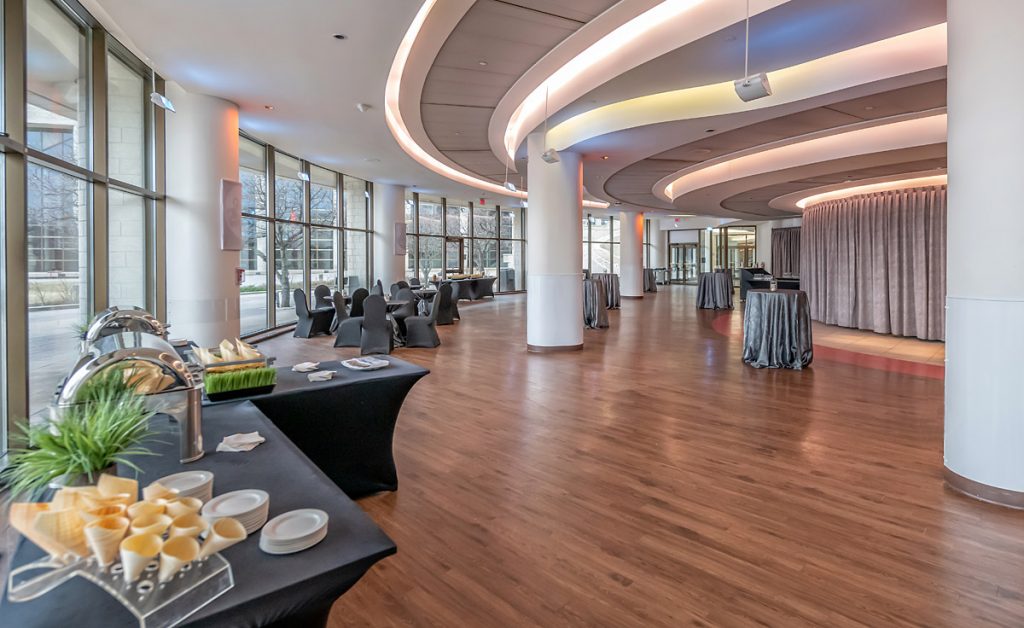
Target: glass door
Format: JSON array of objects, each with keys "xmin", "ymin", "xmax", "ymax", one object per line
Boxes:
[
  {"xmin": 445, "ymin": 237, "xmax": 465, "ymax": 276},
  {"xmin": 682, "ymin": 243, "xmax": 698, "ymax": 283},
  {"xmin": 669, "ymin": 244, "xmax": 699, "ymax": 284}
]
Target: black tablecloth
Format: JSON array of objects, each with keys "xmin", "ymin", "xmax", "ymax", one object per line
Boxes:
[
  {"xmin": 205, "ymin": 357, "xmax": 429, "ymax": 498},
  {"xmin": 582, "ymin": 279, "xmax": 609, "ymax": 329},
  {"xmin": 432, "ymin": 277, "xmax": 496, "ymax": 300},
  {"xmin": 591, "ymin": 273, "xmax": 621, "ymax": 309},
  {"xmin": 742, "ymin": 289, "xmax": 814, "ymax": 369},
  {"xmin": 1, "ymin": 401, "xmax": 396, "ymax": 628},
  {"xmin": 696, "ymin": 272, "xmax": 734, "ymax": 309}
]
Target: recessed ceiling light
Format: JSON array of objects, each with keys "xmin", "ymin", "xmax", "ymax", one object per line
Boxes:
[
  {"xmin": 356, "ymin": 103, "xmax": 371, "ymax": 113},
  {"xmin": 864, "ymin": 105, "xmax": 876, "ymax": 111},
  {"xmin": 264, "ymin": 105, "xmax": 274, "ymax": 110},
  {"xmin": 705, "ymin": 129, "xmax": 715, "ymax": 133},
  {"xmin": 454, "ymin": 131, "xmax": 461, "ymax": 136},
  {"xmin": 364, "ymin": 157, "xmax": 381, "ymax": 163},
  {"xmin": 333, "ymin": 33, "xmax": 347, "ymax": 40},
  {"xmin": 478, "ymin": 61, "xmax": 488, "ymax": 66},
  {"xmin": 602, "ymin": 155, "xmax": 609, "ymax": 160},
  {"xmin": 692, "ymin": 148, "xmax": 712, "ymax": 155}
]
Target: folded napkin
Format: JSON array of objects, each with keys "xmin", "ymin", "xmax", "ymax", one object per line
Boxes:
[
  {"xmin": 307, "ymin": 370, "xmax": 337, "ymax": 382},
  {"xmin": 216, "ymin": 431, "xmax": 266, "ymax": 453},
  {"xmin": 291, "ymin": 362, "xmax": 320, "ymax": 373}
]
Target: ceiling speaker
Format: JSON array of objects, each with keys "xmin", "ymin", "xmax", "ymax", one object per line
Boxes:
[{"xmin": 733, "ymin": 73, "xmax": 772, "ymax": 102}]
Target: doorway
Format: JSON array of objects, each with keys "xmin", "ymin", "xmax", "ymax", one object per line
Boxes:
[
  {"xmin": 445, "ymin": 237, "xmax": 465, "ymax": 276},
  {"xmin": 669, "ymin": 243, "xmax": 698, "ymax": 284}
]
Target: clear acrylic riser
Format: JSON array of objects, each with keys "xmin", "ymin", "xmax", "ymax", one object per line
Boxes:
[{"xmin": 7, "ymin": 553, "xmax": 234, "ymax": 628}]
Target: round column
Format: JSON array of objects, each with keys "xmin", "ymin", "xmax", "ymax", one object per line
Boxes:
[
  {"xmin": 372, "ymin": 183, "xmax": 407, "ymax": 287},
  {"xmin": 944, "ymin": 0, "xmax": 1024, "ymax": 507},
  {"xmin": 526, "ymin": 132, "xmax": 583, "ymax": 351},
  {"xmin": 165, "ymin": 82, "xmax": 240, "ymax": 347},
  {"xmin": 619, "ymin": 211, "xmax": 645, "ymax": 298}
]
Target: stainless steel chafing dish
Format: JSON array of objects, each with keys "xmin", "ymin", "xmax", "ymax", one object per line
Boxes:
[
  {"xmin": 84, "ymin": 306, "xmax": 169, "ymax": 346},
  {"xmin": 56, "ymin": 332, "xmax": 203, "ymax": 464}
]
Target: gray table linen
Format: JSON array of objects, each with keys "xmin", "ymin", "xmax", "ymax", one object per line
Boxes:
[
  {"xmin": 696, "ymin": 271, "xmax": 734, "ymax": 309},
  {"xmin": 583, "ymin": 279, "xmax": 609, "ymax": 329},
  {"xmin": 742, "ymin": 289, "xmax": 814, "ymax": 369},
  {"xmin": 591, "ymin": 273, "xmax": 621, "ymax": 309}
]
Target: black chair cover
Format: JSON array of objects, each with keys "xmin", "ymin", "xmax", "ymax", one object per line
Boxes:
[
  {"xmin": 371, "ymin": 280, "xmax": 385, "ymax": 297},
  {"xmin": 350, "ymin": 288, "xmax": 369, "ymax": 318},
  {"xmin": 313, "ymin": 284, "xmax": 333, "ymax": 310},
  {"xmin": 293, "ymin": 288, "xmax": 334, "ymax": 338},
  {"xmin": 391, "ymin": 287, "xmax": 418, "ymax": 338},
  {"xmin": 360, "ymin": 295, "xmax": 394, "ymax": 355},
  {"xmin": 406, "ymin": 283, "xmax": 445, "ymax": 348}
]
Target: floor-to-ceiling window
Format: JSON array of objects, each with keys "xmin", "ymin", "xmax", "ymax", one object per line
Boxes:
[
  {"xmin": 404, "ymin": 192, "xmax": 525, "ymax": 290},
  {"xmin": 582, "ymin": 213, "xmax": 619, "ymax": 274},
  {"xmin": 6, "ymin": 0, "xmax": 164, "ymax": 426},
  {"xmin": 237, "ymin": 134, "xmax": 372, "ymax": 335}
]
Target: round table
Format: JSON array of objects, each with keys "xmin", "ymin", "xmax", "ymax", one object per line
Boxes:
[
  {"xmin": 742, "ymin": 289, "xmax": 813, "ymax": 369},
  {"xmin": 696, "ymin": 271, "xmax": 734, "ymax": 309}
]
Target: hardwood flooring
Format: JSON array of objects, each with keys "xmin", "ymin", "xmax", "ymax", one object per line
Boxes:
[{"xmin": 260, "ymin": 286, "xmax": 1023, "ymax": 627}]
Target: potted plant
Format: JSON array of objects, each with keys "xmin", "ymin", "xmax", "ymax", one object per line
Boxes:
[{"xmin": 1, "ymin": 368, "xmax": 156, "ymax": 499}]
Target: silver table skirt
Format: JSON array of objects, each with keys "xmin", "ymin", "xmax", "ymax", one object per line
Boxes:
[
  {"xmin": 583, "ymin": 279, "xmax": 610, "ymax": 329},
  {"xmin": 742, "ymin": 289, "xmax": 814, "ymax": 369},
  {"xmin": 643, "ymin": 268, "xmax": 658, "ymax": 293},
  {"xmin": 696, "ymin": 271, "xmax": 734, "ymax": 309},
  {"xmin": 591, "ymin": 273, "xmax": 621, "ymax": 309}
]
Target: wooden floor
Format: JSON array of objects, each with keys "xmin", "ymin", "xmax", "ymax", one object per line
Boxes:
[{"xmin": 261, "ymin": 286, "xmax": 1023, "ymax": 628}]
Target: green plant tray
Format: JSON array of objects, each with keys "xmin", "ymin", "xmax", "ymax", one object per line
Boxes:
[{"xmin": 204, "ymin": 384, "xmax": 276, "ymax": 402}]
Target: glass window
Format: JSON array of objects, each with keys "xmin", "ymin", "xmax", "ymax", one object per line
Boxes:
[
  {"xmin": 405, "ymin": 193, "xmax": 416, "ymax": 231},
  {"xmin": 472, "ymin": 239, "xmax": 498, "ymax": 275},
  {"xmin": 446, "ymin": 202, "xmax": 469, "ymax": 236},
  {"xmin": 27, "ymin": 163, "xmax": 88, "ymax": 413},
  {"xmin": 419, "ymin": 236, "xmax": 443, "ymax": 283},
  {"xmin": 240, "ymin": 217, "xmax": 269, "ymax": 334},
  {"xmin": 418, "ymin": 196, "xmax": 443, "ymax": 235},
  {"xmin": 592, "ymin": 243, "xmax": 611, "ymax": 273},
  {"xmin": 500, "ymin": 207, "xmax": 523, "ymax": 239},
  {"xmin": 310, "ymin": 227, "xmax": 339, "ymax": 291},
  {"xmin": 309, "ymin": 165, "xmax": 337, "ymax": 226},
  {"xmin": 473, "ymin": 204, "xmax": 497, "ymax": 238},
  {"xmin": 240, "ymin": 136, "xmax": 267, "ymax": 215},
  {"xmin": 107, "ymin": 189, "xmax": 146, "ymax": 307},
  {"xmin": 106, "ymin": 54, "xmax": 146, "ymax": 186},
  {"xmin": 344, "ymin": 230, "xmax": 368, "ymax": 292},
  {"xmin": 27, "ymin": 0, "xmax": 89, "ymax": 167},
  {"xmin": 274, "ymin": 222, "xmax": 305, "ymax": 324},
  {"xmin": 500, "ymin": 241, "xmax": 524, "ymax": 291},
  {"xmin": 343, "ymin": 176, "xmax": 368, "ymax": 229},
  {"xmin": 405, "ymin": 234, "xmax": 417, "ymax": 281},
  {"xmin": 274, "ymin": 151, "xmax": 303, "ymax": 222}
]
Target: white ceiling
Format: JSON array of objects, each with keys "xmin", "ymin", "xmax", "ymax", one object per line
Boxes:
[{"xmin": 87, "ymin": 0, "xmax": 517, "ymax": 201}]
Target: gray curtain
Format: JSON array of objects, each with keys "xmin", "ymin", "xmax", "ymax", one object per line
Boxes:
[
  {"xmin": 800, "ymin": 186, "xmax": 946, "ymax": 341},
  {"xmin": 770, "ymin": 228, "xmax": 801, "ymax": 277}
]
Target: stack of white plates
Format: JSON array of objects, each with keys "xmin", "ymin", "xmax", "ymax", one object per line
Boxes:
[
  {"xmin": 258, "ymin": 509, "xmax": 329, "ymax": 555},
  {"xmin": 157, "ymin": 470, "xmax": 214, "ymax": 503},
  {"xmin": 201, "ymin": 489, "xmax": 270, "ymax": 534}
]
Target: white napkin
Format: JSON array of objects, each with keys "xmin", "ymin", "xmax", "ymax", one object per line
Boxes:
[
  {"xmin": 291, "ymin": 362, "xmax": 320, "ymax": 373},
  {"xmin": 307, "ymin": 370, "xmax": 337, "ymax": 382},
  {"xmin": 216, "ymin": 431, "xmax": 266, "ymax": 453}
]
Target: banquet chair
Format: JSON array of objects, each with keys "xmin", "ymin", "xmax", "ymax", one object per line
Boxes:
[
  {"xmin": 448, "ymin": 281, "xmax": 462, "ymax": 320},
  {"xmin": 397, "ymin": 280, "xmax": 410, "ymax": 289},
  {"xmin": 359, "ymin": 295, "xmax": 393, "ymax": 355},
  {"xmin": 371, "ymin": 280, "xmax": 384, "ymax": 296},
  {"xmin": 409, "ymin": 277, "xmax": 421, "ymax": 288},
  {"xmin": 406, "ymin": 283, "xmax": 446, "ymax": 348},
  {"xmin": 330, "ymin": 290, "xmax": 348, "ymax": 332},
  {"xmin": 434, "ymin": 281, "xmax": 455, "ymax": 326},
  {"xmin": 293, "ymin": 289, "xmax": 334, "ymax": 338},
  {"xmin": 312, "ymin": 284, "xmax": 333, "ymax": 311},
  {"xmin": 389, "ymin": 282, "xmax": 401, "ymax": 299},
  {"xmin": 391, "ymin": 287, "xmax": 418, "ymax": 338},
  {"xmin": 349, "ymin": 287, "xmax": 369, "ymax": 318}
]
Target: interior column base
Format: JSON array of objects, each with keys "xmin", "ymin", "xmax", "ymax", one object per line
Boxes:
[
  {"xmin": 944, "ymin": 467, "xmax": 1024, "ymax": 509},
  {"xmin": 527, "ymin": 343, "xmax": 584, "ymax": 353}
]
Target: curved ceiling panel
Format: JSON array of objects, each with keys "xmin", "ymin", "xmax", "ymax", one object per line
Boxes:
[{"xmin": 768, "ymin": 169, "xmax": 947, "ymax": 212}]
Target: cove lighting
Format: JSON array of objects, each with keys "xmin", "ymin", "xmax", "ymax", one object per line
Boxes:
[
  {"xmin": 384, "ymin": 0, "xmax": 607, "ymax": 207},
  {"xmin": 795, "ymin": 175, "xmax": 947, "ymax": 209}
]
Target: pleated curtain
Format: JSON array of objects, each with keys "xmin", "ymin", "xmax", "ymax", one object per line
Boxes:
[
  {"xmin": 770, "ymin": 228, "xmax": 801, "ymax": 277},
  {"xmin": 800, "ymin": 186, "xmax": 946, "ymax": 341}
]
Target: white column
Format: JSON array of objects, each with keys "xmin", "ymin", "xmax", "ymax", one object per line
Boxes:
[
  {"xmin": 164, "ymin": 83, "xmax": 240, "ymax": 347},
  {"xmin": 526, "ymin": 132, "xmax": 583, "ymax": 351},
  {"xmin": 650, "ymin": 220, "xmax": 668, "ymax": 270},
  {"xmin": 372, "ymin": 183, "xmax": 407, "ymax": 286},
  {"xmin": 619, "ymin": 211, "xmax": 644, "ymax": 298},
  {"xmin": 944, "ymin": 0, "xmax": 1024, "ymax": 506}
]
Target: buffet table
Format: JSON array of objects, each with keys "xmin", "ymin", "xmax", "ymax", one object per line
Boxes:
[
  {"xmin": 696, "ymin": 271, "xmax": 734, "ymax": 310},
  {"xmin": 742, "ymin": 289, "xmax": 814, "ymax": 369},
  {"xmin": 433, "ymin": 277, "xmax": 496, "ymax": 300},
  {"xmin": 205, "ymin": 357, "xmax": 429, "ymax": 499},
  {"xmin": 1, "ymin": 401, "xmax": 397, "ymax": 627}
]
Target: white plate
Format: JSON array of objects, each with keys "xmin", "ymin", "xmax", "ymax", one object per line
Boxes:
[
  {"xmin": 261, "ymin": 509, "xmax": 328, "ymax": 543},
  {"xmin": 158, "ymin": 470, "xmax": 213, "ymax": 496},
  {"xmin": 259, "ymin": 526, "xmax": 328, "ymax": 555},
  {"xmin": 202, "ymin": 489, "xmax": 269, "ymax": 519}
]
